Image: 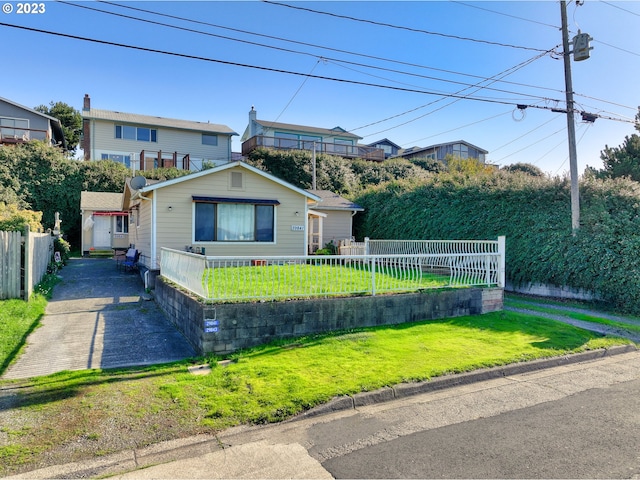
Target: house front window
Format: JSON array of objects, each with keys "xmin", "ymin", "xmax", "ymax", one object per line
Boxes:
[
  {"xmin": 1, "ymin": 117, "xmax": 29, "ymax": 140},
  {"xmin": 115, "ymin": 125, "xmax": 157, "ymax": 142},
  {"xmin": 114, "ymin": 215, "xmax": 129, "ymax": 234},
  {"xmin": 333, "ymin": 138, "xmax": 353, "ymax": 155},
  {"xmin": 202, "ymin": 133, "xmax": 218, "ymax": 146},
  {"xmin": 101, "ymin": 153, "xmax": 131, "ymax": 167},
  {"xmin": 453, "ymin": 143, "xmax": 469, "ymax": 159},
  {"xmin": 193, "ymin": 197, "xmax": 278, "ymax": 243}
]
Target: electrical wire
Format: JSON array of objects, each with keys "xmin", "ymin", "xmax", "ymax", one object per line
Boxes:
[
  {"xmin": 59, "ymin": 1, "xmax": 564, "ymax": 103},
  {"xmin": 5, "ymin": 21, "xmax": 600, "ymax": 118},
  {"xmin": 450, "ymin": 1, "xmax": 561, "ymax": 29},
  {"xmin": 87, "ymin": 0, "xmax": 638, "ymax": 116},
  {"xmin": 262, "ymin": 0, "xmax": 552, "ymax": 53}
]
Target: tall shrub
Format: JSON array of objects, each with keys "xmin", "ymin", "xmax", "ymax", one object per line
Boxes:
[{"xmin": 354, "ymin": 171, "xmax": 640, "ymax": 313}]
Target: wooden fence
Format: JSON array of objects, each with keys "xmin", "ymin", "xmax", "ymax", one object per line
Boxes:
[{"xmin": 0, "ymin": 227, "xmax": 54, "ymax": 300}]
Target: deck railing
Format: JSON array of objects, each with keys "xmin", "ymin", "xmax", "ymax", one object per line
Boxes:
[
  {"xmin": 160, "ymin": 239, "xmax": 505, "ymax": 302},
  {"xmin": 241, "ymin": 135, "xmax": 385, "ymax": 161}
]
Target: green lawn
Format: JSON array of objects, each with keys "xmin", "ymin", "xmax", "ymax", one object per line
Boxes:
[
  {"xmin": 505, "ymin": 294, "xmax": 640, "ymax": 335},
  {"xmin": 0, "ymin": 284, "xmax": 636, "ymax": 476},
  {"xmin": 0, "ymin": 298, "xmax": 47, "ymax": 375},
  {"xmin": 205, "ymin": 263, "xmax": 458, "ymax": 300}
]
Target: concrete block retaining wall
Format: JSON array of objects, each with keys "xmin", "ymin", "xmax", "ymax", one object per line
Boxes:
[{"xmin": 155, "ymin": 276, "xmax": 503, "ymax": 355}]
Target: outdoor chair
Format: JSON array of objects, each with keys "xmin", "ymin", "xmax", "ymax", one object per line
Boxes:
[
  {"xmin": 113, "ymin": 247, "xmax": 128, "ymax": 270},
  {"xmin": 122, "ymin": 249, "xmax": 139, "ymax": 272}
]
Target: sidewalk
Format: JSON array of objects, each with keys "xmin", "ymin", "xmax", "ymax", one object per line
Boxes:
[{"xmin": 2, "ymin": 258, "xmax": 196, "ymax": 380}]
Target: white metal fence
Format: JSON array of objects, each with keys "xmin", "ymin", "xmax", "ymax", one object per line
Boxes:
[{"xmin": 161, "ymin": 237, "xmax": 505, "ymax": 302}]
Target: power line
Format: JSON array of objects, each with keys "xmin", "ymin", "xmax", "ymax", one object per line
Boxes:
[
  {"xmin": 450, "ymin": 1, "xmax": 561, "ymax": 29},
  {"xmin": 0, "ymin": 22, "xmax": 559, "ymax": 112},
  {"xmin": 67, "ymin": 1, "xmax": 566, "ymax": 103},
  {"xmin": 600, "ymin": 1, "xmax": 640, "ymax": 17},
  {"xmin": 262, "ymin": 0, "xmax": 552, "ymax": 53},
  {"xmin": 1, "ymin": 21, "xmax": 633, "ymax": 128}
]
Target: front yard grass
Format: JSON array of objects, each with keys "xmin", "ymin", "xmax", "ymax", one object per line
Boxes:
[
  {"xmin": 205, "ymin": 263, "xmax": 459, "ymax": 301},
  {"xmin": 0, "ymin": 298, "xmax": 635, "ymax": 476}
]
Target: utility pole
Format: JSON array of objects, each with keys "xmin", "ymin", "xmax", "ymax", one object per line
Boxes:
[{"xmin": 560, "ymin": 0, "xmax": 580, "ymax": 232}]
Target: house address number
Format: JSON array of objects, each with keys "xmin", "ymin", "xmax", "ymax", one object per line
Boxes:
[
  {"xmin": 291, "ymin": 225, "xmax": 305, "ymax": 231},
  {"xmin": 204, "ymin": 319, "xmax": 219, "ymax": 333}
]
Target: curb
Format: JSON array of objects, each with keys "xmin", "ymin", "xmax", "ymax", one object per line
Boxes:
[{"xmin": 296, "ymin": 344, "xmax": 638, "ymax": 418}]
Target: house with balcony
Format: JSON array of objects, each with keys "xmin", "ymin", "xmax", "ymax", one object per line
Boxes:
[
  {"xmin": 393, "ymin": 140, "xmax": 488, "ymax": 163},
  {"xmin": 366, "ymin": 138, "xmax": 402, "ymax": 159},
  {"xmin": 240, "ymin": 107, "xmax": 384, "ymax": 161},
  {"xmin": 0, "ymin": 96, "xmax": 66, "ymax": 148},
  {"xmin": 80, "ymin": 94, "xmax": 238, "ymax": 171}
]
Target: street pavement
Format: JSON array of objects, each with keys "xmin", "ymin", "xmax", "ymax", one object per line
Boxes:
[
  {"xmin": 2, "ymin": 258, "xmax": 196, "ymax": 380},
  {"xmin": 7, "ymin": 348, "xmax": 639, "ymax": 479}
]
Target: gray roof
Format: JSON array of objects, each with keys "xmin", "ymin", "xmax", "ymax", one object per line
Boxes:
[
  {"xmin": 307, "ymin": 190, "xmax": 364, "ymax": 211},
  {"xmin": 82, "ymin": 108, "xmax": 238, "ymax": 136},
  {"xmin": 396, "ymin": 140, "xmax": 488, "ymax": 157},
  {"xmin": 254, "ymin": 120, "xmax": 361, "ymax": 140},
  {"xmin": 80, "ymin": 191, "xmax": 124, "ymax": 211}
]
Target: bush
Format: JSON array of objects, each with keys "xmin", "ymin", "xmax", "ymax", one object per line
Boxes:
[{"xmin": 353, "ymin": 171, "xmax": 640, "ymax": 314}]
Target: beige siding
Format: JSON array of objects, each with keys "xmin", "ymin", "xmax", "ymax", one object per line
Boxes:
[
  {"xmin": 89, "ymin": 119, "xmax": 231, "ymax": 165},
  {"xmin": 154, "ymin": 167, "xmax": 308, "ymax": 258},
  {"xmin": 135, "ymin": 198, "xmax": 154, "ymax": 267},
  {"xmin": 80, "ymin": 210, "xmax": 129, "ymax": 252},
  {"xmin": 317, "ymin": 210, "xmax": 354, "ymax": 246}
]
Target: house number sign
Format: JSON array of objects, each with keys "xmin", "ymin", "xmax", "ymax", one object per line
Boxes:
[
  {"xmin": 291, "ymin": 225, "xmax": 305, "ymax": 231},
  {"xmin": 204, "ymin": 319, "xmax": 219, "ymax": 333}
]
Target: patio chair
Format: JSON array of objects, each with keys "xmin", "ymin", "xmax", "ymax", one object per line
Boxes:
[
  {"xmin": 113, "ymin": 247, "xmax": 128, "ymax": 270},
  {"xmin": 122, "ymin": 248, "xmax": 139, "ymax": 272}
]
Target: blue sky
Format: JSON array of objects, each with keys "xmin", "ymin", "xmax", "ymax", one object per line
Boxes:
[{"xmin": 2, "ymin": 1, "xmax": 639, "ymax": 174}]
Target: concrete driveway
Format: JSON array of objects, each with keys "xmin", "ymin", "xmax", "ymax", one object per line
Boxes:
[{"xmin": 2, "ymin": 258, "xmax": 196, "ymax": 380}]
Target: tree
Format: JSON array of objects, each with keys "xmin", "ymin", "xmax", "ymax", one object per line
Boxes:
[
  {"xmin": 599, "ymin": 134, "xmax": 640, "ymax": 182},
  {"xmin": 34, "ymin": 101, "xmax": 82, "ymax": 156},
  {"xmin": 502, "ymin": 163, "xmax": 545, "ymax": 177},
  {"xmin": 590, "ymin": 107, "xmax": 640, "ymax": 181}
]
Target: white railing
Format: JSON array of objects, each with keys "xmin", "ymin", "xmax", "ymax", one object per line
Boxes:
[{"xmin": 161, "ymin": 238, "xmax": 505, "ymax": 302}]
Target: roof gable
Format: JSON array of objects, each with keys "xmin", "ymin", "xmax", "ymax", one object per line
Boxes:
[
  {"xmin": 136, "ymin": 161, "xmax": 320, "ymax": 201},
  {"xmin": 81, "ymin": 191, "xmax": 124, "ymax": 211}
]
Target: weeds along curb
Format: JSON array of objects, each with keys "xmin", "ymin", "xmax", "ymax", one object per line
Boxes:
[{"xmin": 297, "ymin": 344, "xmax": 638, "ymax": 418}]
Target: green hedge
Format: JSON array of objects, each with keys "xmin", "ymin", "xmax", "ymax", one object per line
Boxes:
[{"xmin": 353, "ymin": 171, "xmax": 640, "ymax": 314}]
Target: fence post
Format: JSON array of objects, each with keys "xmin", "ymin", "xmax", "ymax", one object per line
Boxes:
[
  {"xmin": 370, "ymin": 255, "xmax": 376, "ymax": 296},
  {"xmin": 23, "ymin": 225, "xmax": 31, "ymax": 300},
  {"xmin": 498, "ymin": 236, "xmax": 506, "ymax": 288},
  {"xmin": 364, "ymin": 237, "xmax": 370, "ymax": 255}
]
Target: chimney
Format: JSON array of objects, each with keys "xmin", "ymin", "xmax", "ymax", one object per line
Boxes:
[
  {"xmin": 83, "ymin": 94, "xmax": 91, "ymax": 111},
  {"xmin": 249, "ymin": 105, "xmax": 257, "ymax": 138}
]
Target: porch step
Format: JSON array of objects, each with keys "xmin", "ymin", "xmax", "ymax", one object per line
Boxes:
[{"xmin": 88, "ymin": 249, "xmax": 113, "ymax": 258}]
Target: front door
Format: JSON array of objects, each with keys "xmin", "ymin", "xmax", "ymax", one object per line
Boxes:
[{"xmin": 93, "ymin": 216, "xmax": 111, "ymax": 248}]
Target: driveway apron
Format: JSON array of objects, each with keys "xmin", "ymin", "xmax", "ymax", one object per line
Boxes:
[{"xmin": 2, "ymin": 258, "xmax": 196, "ymax": 380}]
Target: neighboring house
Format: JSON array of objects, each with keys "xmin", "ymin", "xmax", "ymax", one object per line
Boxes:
[
  {"xmin": 80, "ymin": 191, "xmax": 130, "ymax": 255},
  {"xmin": 0, "ymin": 96, "xmax": 66, "ymax": 148},
  {"xmin": 80, "ymin": 94, "xmax": 238, "ymax": 171},
  {"xmin": 366, "ymin": 138, "xmax": 402, "ymax": 159},
  {"xmin": 394, "ymin": 140, "xmax": 488, "ymax": 163},
  {"xmin": 307, "ymin": 190, "xmax": 363, "ymax": 253},
  {"xmin": 240, "ymin": 106, "xmax": 384, "ymax": 161},
  {"xmin": 123, "ymin": 161, "xmax": 323, "ymax": 271}
]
